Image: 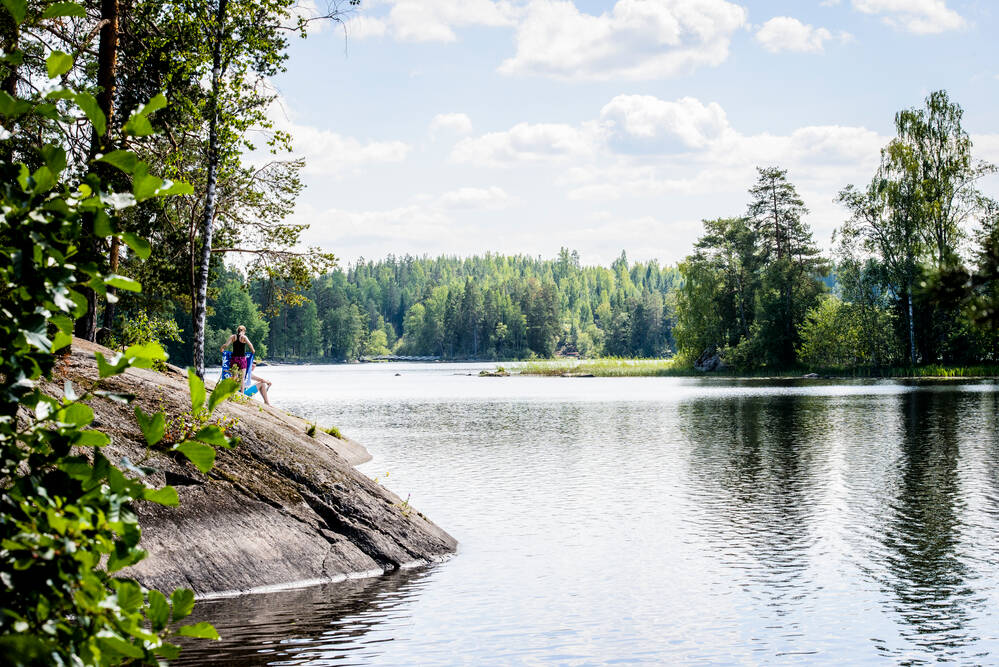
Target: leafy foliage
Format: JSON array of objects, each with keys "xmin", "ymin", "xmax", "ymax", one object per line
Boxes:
[
  {"xmin": 0, "ymin": 8, "xmax": 237, "ymax": 662},
  {"xmin": 676, "ymin": 169, "xmax": 827, "ymax": 369}
]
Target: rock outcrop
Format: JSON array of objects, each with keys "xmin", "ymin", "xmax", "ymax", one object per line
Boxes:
[
  {"xmin": 694, "ymin": 347, "xmax": 728, "ymax": 372},
  {"xmin": 49, "ymin": 340, "xmax": 457, "ymax": 597}
]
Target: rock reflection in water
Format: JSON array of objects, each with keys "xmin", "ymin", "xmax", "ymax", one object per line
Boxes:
[{"xmin": 174, "ymin": 569, "xmax": 431, "ymax": 666}]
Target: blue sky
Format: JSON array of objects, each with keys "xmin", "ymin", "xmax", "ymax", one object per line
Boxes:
[{"xmin": 270, "ymin": 0, "xmax": 999, "ymax": 266}]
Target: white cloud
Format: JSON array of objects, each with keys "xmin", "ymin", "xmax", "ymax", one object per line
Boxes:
[
  {"xmin": 350, "ymin": 0, "xmax": 518, "ymax": 43},
  {"xmin": 600, "ymin": 95, "xmax": 732, "ymax": 150},
  {"xmin": 755, "ymin": 17, "xmax": 841, "ymax": 54},
  {"xmin": 851, "ymin": 0, "xmax": 966, "ymax": 34},
  {"xmin": 265, "ymin": 96, "xmax": 411, "ymax": 176},
  {"xmin": 345, "ymin": 15, "xmax": 388, "ymax": 39},
  {"xmin": 451, "ymin": 95, "xmax": 886, "ymax": 181},
  {"xmin": 430, "ymin": 112, "xmax": 474, "ymax": 137},
  {"xmin": 438, "ymin": 186, "xmax": 514, "ymax": 209},
  {"xmin": 450, "ymin": 121, "xmax": 602, "ymax": 166},
  {"xmin": 498, "ymin": 0, "xmax": 748, "ymax": 81},
  {"xmin": 295, "ymin": 185, "xmax": 517, "ymax": 258},
  {"xmin": 296, "ymin": 131, "xmax": 411, "ymax": 175},
  {"xmin": 447, "ymin": 94, "xmax": 888, "ymax": 235}
]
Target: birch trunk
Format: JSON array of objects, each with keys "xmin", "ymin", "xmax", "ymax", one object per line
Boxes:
[{"xmin": 192, "ymin": 0, "xmax": 228, "ymax": 378}]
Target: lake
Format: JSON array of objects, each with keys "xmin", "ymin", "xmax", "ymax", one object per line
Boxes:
[{"xmin": 177, "ymin": 363, "xmax": 999, "ymax": 665}]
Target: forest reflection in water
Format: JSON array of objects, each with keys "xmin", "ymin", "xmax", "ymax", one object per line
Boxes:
[{"xmin": 177, "ymin": 367, "xmax": 999, "ymax": 665}]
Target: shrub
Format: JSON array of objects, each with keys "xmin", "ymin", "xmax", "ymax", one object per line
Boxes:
[{"xmin": 0, "ymin": 29, "xmax": 234, "ymax": 664}]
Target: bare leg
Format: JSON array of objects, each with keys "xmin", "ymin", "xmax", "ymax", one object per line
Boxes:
[
  {"xmin": 252, "ymin": 374, "xmax": 272, "ymax": 405},
  {"xmin": 256, "ymin": 381, "xmax": 271, "ymax": 405}
]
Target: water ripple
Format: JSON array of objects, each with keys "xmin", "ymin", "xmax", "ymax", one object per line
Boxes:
[{"xmin": 177, "ymin": 367, "xmax": 999, "ymax": 665}]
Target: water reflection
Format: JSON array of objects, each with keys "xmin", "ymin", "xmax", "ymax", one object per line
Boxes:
[
  {"xmin": 680, "ymin": 395, "xmax": 833, "ymax": 658},
  {"xmin": 175, "ymin": 569, "xmax": 433, "ymax": 666},
  {"xmin": 176, "ymin": 368, "xmax": 999, "ymax": 665},
  {"xmin": 875, "ymin": 390, "xmax": 978, "ymax": 661}
]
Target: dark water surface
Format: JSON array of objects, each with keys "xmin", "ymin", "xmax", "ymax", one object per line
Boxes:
[{"xmin": 178, "ymin": 364, "xmax": 999, "ymax": 665}]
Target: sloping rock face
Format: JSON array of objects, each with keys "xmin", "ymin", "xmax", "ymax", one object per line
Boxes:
[{"xmin": 49, "ymin": 340, "xmax": 457, "ymax": 597}]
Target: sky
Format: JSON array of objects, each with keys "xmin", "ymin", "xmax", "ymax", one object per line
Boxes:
[{"xmin": 269, "ymin": 0, "xmax": 999, "ymax": 267}]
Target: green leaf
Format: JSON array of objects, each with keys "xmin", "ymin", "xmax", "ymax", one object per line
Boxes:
[
  {"xmin": 153, "ymin": 180, "xmax": 194, "ymax": 197},
  {"xmin": 122, "ymin": 232, "xmax": 151, "ymax": 260},
  {"xmin": 133, "ymin": 406, "xmax": 165, "ymax": 446},
  {"xmin": 132, "ymin": 169, "xmax": 163, "ymax": 201},
  {"xmin": 41, "ymin": 2, "xmax": 86, "ymax": 19},
  {"xmin": 123, "ymin": 114, "xmax": 153, "ymax": 137},
  {"xmin": 59, "ymin": 457, "xmax": 93, "ymax": 481},
  {"xmin": 96, "ymin": 150, "xmax": 139, "ymax": 174},
  {"xmin": 194, "ymin": 425, "xmax": 227, "ymax": 447},
  {"xmin": 174, "ymin": 441, "xmax": 215, "ymax": 473},
  {"xmin": 40, "ymin": 144, "xmax": 67, "ymax": 174},
  {"xmin": 61, "ymin": 403, "xmax": 94, "ymax": 427},
  {"xmin": 45, "ymin": 51, "xmax": 73, "ymax": 79},
  {"xmin": 95, "ymin": 351, "xmax": 125, "ymax": 378},
  {"xmin": 142, "ymin": 486, "xmax": 179, "ymax": 507},
  {"xmin": 51, "ymin": 330, "xmax": 72, "ymax": 352},
  {"xmin": 0, "ymin": 90, "xmax": 31, "ymax": 118},
  {"xmin": 123, "ymin": 341, "xmax": 167, "ymax": 363},
  {"xmin": 188, "ymin": 368, "xmax": 205, "ymax": 413},
  {"xmin": 93, "ymin": 210, "xmax": 113, "ymax": 238},
  {"xmin": 115, "ymin": 580, "xmax": 143, "ymax": 612},
  {"xmin": 147, "ymin": 590, "xmax": 170, "ymax": 633},
  {"xmin": 108, "ymin": 543, "xmax": 146, "ymax": 572},
  {"xmin": 122, "ymin": 94, "xmax": 168, "ymax": 136},
  {"xmin": 31, "ymin": 165, "xmax": 54, "ymax": 193},
  {"xmin": 170, "ymin": 589, "xmax": 195, "ymax": 622},
  {"xmin": 98, "ymin": 636, "xmax": 144, "ymax": 659},
  {"xmin": 1, "ymin": 0, "xmax": 27, "ymax": 25},
  {"xmin": 140, "ymin": 93, "xmax": 167, "ymax": 115},
  {"xmin": 73, "ymin": 92, "xmax": 106, "ymax": 136},
  {"xmin": 177, "ymin": 622, "xmax": 219, "ymax": 640},
  {"xmin": 75, "ymin": 430, "xmax": 110, "ymax": 447},
  {"xmin": 154, "ymin": 642, "xmax": 181, "ymax": 660},
  {"xmin": 208, "ymin": 378, "xmax": 240, "ymax": 414},
  {"xmin": 106, "ymin": 275, "xmax": 141, "ymax": 292}
]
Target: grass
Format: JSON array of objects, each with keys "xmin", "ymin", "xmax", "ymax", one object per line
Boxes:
[
  {"xmin": 514, "ymin": 358, "xmax": 999, "ymax": 379},
  {"xmin": 515, "ymin": 358, "xmax": 688, "ymax": 377},
  {"xmin": 322, "ymin": 424, "xmax": 342, "ymax": 439}
]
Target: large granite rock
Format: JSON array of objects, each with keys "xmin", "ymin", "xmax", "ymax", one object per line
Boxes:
[
  {"xmin": 49, "ymin": 340, "xmax": 457, "ymax": 597},
  {"xmin": 694, "ymin": 347, "xmax": 728, "ymax": 372}
]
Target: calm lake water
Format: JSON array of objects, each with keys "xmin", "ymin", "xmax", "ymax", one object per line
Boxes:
[{"xmin": 178, "ymin": 364, "xmax": 999, "ymax": 665}]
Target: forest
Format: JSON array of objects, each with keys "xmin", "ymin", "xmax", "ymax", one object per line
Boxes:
[{"xmin": 186, "ymin": 91, "xmax": 998, "ymax": 370}]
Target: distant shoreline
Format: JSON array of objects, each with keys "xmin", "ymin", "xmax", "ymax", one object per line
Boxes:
[{"xmin": 245, "ymin": 357, "xmax": 999, "ymax": 380}]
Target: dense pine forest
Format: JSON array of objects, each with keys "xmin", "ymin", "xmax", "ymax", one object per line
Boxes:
[{"xmin": 162, "ymin": 251, "xmax": 680, "ymax": 363}]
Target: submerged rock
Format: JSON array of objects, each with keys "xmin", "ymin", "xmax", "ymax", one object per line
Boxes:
[{"xmin": 50, "ymin": 340, "xmax": 457, "ymax": 597}]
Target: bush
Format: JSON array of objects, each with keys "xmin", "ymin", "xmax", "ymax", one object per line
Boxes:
[{"xmin": 0, "ymin": 32, "xmax": 234, "ymax": 664}]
